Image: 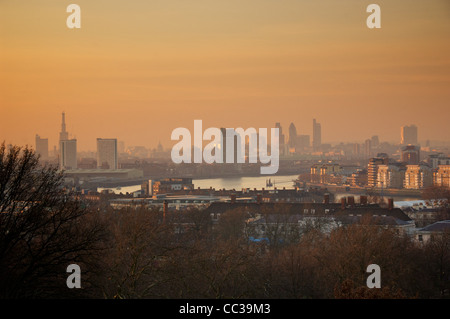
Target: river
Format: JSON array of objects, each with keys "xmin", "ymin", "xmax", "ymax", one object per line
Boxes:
[
  {"xmin": 98, "ymin": 174, "xmax": 299, "ymax": 194},
  {"xmin": 97, "ymin": 174, "xmax": 422, "ymax": 201}
]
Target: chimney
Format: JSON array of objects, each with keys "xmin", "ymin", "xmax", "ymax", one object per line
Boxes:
[
  {"xmin": 348, "ymin": 196, "xmax": 355, "ymax": 207},
  {"xmin": 230, "ymin": 194, "xmax": 236, "ymax": 204},
  {"xmin": 360, "ymin": 195, "xmax": 368, "ymax": 205},
  {"xmin": 163, "ymin": 200, "xmax": 168, "ymax": 223},
  {"xmin": 324, "ymin": 194, "xmax": 330, "ymax": 204},
  {"xmin": 388, "ymin": 198, "xmax": 394, "ymax": 210},
  {"xmin": 341, "ymin": 197, "xmax": 346, "ymax": 210},
  {"xmin": 257, "ymin": 194, "xmax": 262, "ymax": 204}
]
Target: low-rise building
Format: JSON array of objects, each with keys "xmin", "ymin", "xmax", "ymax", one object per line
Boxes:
[
  {"xmin": 415, "ymin": 220, "xmax": 450, "ymax": 244},
  {"xmin": 348, "ymin": 169, "xmax": 368, "ymax": 187},
  {"xmin": 109, "ymin": 194, "xmax": 220, "ymax": 211},
  {"xmin": 395, "ymin": 199, "xmax": 449, "ymax": 228},
  {"xmin": 310, "ymin": 162, "xmax": 342, "ymax": 184},
  {"xmin": 141, "ymin": 178, "xmax": 194, "ymax": 196},
  {"xmin": 203, "ymin": 196, "xmax": 415, "ymax": 242}
]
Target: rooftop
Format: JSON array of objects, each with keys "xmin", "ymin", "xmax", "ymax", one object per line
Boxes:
[
  {"xmin": 418, "ymin": 220, "xmax": 450, "ymax": 233},
  {"xmin": 203, "ymin": 201, "xmax": 412, "ymax": 222}
]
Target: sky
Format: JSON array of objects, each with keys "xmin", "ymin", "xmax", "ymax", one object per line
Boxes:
[{"xmin": 1, "ymin": 0, "xmax": 449, "ymax": 151}]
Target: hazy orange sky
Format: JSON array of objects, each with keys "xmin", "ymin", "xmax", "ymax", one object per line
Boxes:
[{"xmin": 1, "ymin": 0, "xmax": 449, "ymax": 151}]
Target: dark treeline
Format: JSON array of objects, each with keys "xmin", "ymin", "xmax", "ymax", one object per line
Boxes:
[
  {"xmin": 0, "ymin": 144, "xmax": 449, "ymax": 299},
  {"xmin": 90, "ymin": 206, "xmax": 449, "ymax": 299}
]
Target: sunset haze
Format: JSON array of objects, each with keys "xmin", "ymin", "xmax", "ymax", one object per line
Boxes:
[{"xmin": 1, "ymin": 0, "xmax": 449, "ymax": 151}]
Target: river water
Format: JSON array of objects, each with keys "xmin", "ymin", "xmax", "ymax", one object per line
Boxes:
[
  {"xmin": 97, "ymin": 174, "xmax": 422, "ymax": 201},
  {"xmin": 98, "ymin": 175, "xmax": 299, "ymax": 194}
]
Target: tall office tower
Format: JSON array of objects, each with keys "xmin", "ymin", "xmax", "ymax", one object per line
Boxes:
[
  {"xmin": 219, "ymin": 128, "xmax": 242, "ymax": 164},
  {"xmin": 59, "ymin": 112, "xmax": 69, "ymax": 143},
  {"xmin": 353, "ymin": 143, "xmax": 361, "ymax": 158},
  {"xmin": 298, "ymin": 135, "xmax": 310, "ymax": 151},
  {"xmin": 371, "ymin": 135, "xmax": 380, "ymax": 148},
  {"xmin": 59, "ymin": 139, "xmax": 77, "ymax": 169},
  {"xmin": 364, "ymin": 139, "xmax": 372, "ymax": 158},
  {"xmin": 312, "ymin": 119, "xmax": 322, "ymax": 151},
  {"xmin": 288, "ymin": 123, "xmax": 297, "ymax": 149},
  {"xmin": 401, "ymin": 145, "xmax": 420, "ymax": 165},
  {"xmin": 275, "ymin": 122, "xmax": 285, "ymax": 155},
  {"xmin": 35, "ymin": 134, "xmax": 49, "ymax": 161},
  {"xmin": 97, "ymin": 138, "xmax": 118, "ymax": 169},
  {"xmin": 401, "ymin": 125, "xmax": 418, "ymax": 145},
  {"xmin": 219, "ymin": 127, "xmax": 227, "ymax": 163}
]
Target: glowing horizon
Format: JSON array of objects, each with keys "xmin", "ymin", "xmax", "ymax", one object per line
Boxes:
[{"xmin": 1, "ymin": 0, "xmax": 449, "ymax": 151}]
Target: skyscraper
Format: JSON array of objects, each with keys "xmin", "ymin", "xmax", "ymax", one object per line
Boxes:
[
  {"xmin": 288, "ymin": 123, "xmax": 297, "ymax": 149},
  {"xmin": 219, "ymin": 127, "xmax": 227, "ymax": 163},
  {"xmin": 59, "ymin": 112, "xmax": 69, "ymax": 143},
  {"xmin": 219, "ymin": 128, "xmax": 244, "ymax": 164},
  {"xmin": 275, "ymin": 122, "xmax": 285, "ymax": 156},
  {"xmin": 97, "ymin": 138, "xmax": 118, "ymax": 169},
  {"xmin": 58, "ymin": 112, "xmax": 76, "ymax": 169},
  {"xmin": 371, "ymin": 135, "xmax": 380, "ymax": 148},
  {"xmin": 364, "ymin": 139, "xmax": 372, "ymax": 158},
  {"xmin": 401, "ymin": 125, "xmax": 418, "ymax": 145},
  {"xmin": 298, "ymin": 135, "xmax": 310, "ymax": 151},
  {"xmin": 312, "ymin": 119, "xmax": 322, "ymax": 151},
  {"xmin": 59, "ymin": 139, "xmax": 77, "ymax": 169},
  {"xmin": 35, "ymin": 134, "xmax": 48, "ymax": 161}
]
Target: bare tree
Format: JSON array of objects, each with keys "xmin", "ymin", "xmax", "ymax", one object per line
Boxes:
[
  {"xmin": 334, "ymin": 279, "xmax": 406, "ymax": 299},
  {"xmin": 215, "ymin": 207, "xmax": 248, "ymax": 241},
  {"xmin": 0, "ymin": 143, "xmax": 106, "ymax": 298},
  {"xmin": 422, "ymin": 230, "xmax": 450, "ymax": 297},
  {"xmin": 99, "ymin": 206, "xmax": 185, "ymax": 299},
  {"xmin": 311, "ymin": 216, "xmax": 422, "ymax": 298}
]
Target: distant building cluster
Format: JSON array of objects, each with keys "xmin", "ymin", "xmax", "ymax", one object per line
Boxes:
[
  {"xmin": 34, "ymin": 112, "xmax": 169, "ymax": 172},
  {"xmin": 32, "ymin": 115, "xmax": 450, "ymax": 192},
  {"xmin": 57, "ymin": 113, "xmax": 120, "ymax": 171},
  {"xmin": 32, "ymin": 112, "xmax": 148, "ymax": 186},
  {"xmin": 276, "ymin": 119, "xmax": 322, "ymax": 156},
  {"xmin": 297, "ymin": 123, "xmax": 449, "ymax": 191},
  {"xmin": 307, "ymin": 151, "xmax": 450, "ymax": 190}
]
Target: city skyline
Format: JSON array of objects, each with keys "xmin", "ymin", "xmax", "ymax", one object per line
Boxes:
[
  {"xmin": 18, "ymin": 112, "xmax": 442, "ymax": 154},
  {"xmin": 1, "ymin": 0, "xmax": 450, "ymax": 303},
  {"xmin": 1, "ymin": 1, "xmax": 450, "ymax": 151}
]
